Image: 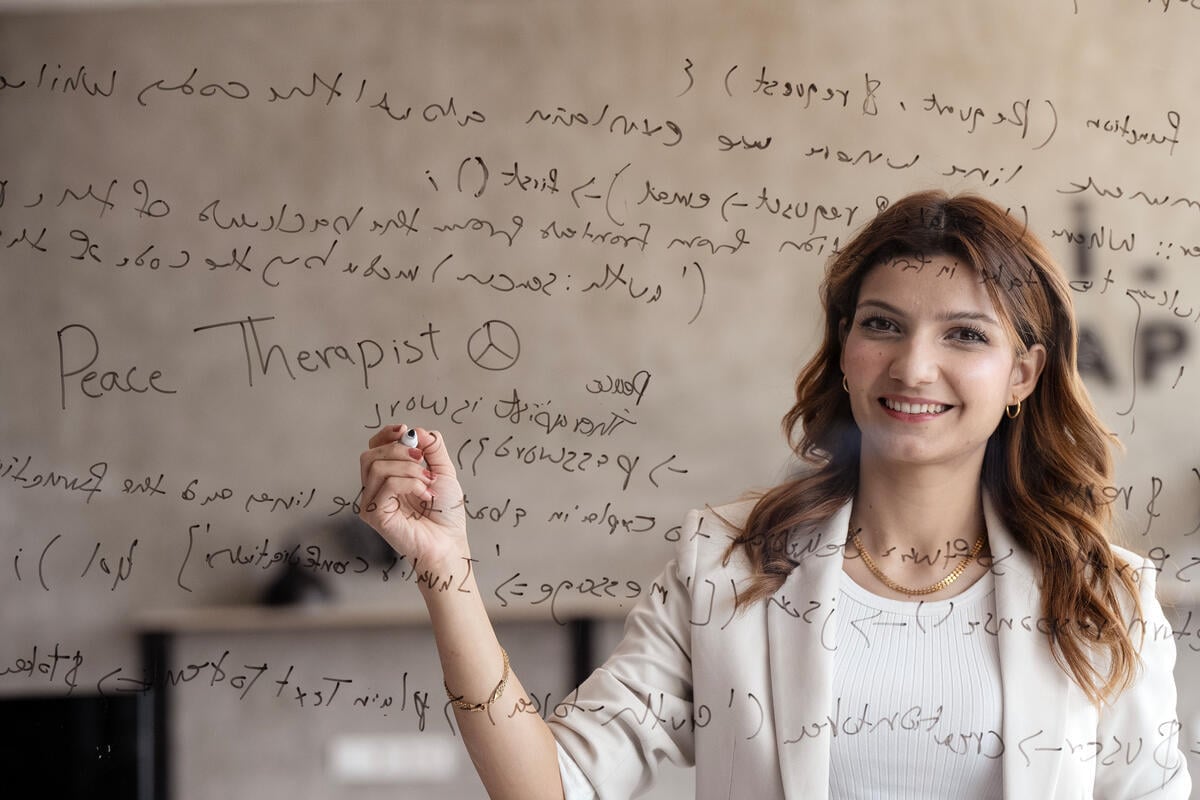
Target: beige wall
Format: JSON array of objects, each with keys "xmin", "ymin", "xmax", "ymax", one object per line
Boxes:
[{"xmin": 1, "ymin": 1, "xmax": 1198, "ymax": 797}]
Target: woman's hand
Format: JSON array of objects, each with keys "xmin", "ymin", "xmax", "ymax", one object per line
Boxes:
[{"xmin": 358, "ymin": 424, "xmax": 469, "ymax": 572}]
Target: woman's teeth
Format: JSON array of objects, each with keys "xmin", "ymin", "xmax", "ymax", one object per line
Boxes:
[{"xmin": 883, "ymin": 399, "xmax": 949, "ymax": 415}]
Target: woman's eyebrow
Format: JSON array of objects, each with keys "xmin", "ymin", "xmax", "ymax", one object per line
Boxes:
[{"xmin": 855, "ymin": 298, "xmax": 1000, "ymax": 327}]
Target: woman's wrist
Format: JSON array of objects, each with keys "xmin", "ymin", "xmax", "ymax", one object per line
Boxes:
[{"xmin": 413, "ymin": 545, "xmax": 476, "ymax": 597}]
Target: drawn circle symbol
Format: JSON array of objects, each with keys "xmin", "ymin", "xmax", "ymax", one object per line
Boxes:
[{"xmin": 467, "ymin": 320, "xmax": 521, "ymax": 371}]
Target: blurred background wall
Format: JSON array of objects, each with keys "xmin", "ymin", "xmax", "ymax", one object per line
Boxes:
[{"xmin": 1, "ymin": 1, "xmax": 1197, "ymax": 797}]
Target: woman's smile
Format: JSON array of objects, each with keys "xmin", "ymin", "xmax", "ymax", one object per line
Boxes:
[
  {"xmin": 878, "ymin": 395, "xmax": 953, "ymax": 420},
  {"xmin": 841, "ymin": 255, "xmax": 1044, "ymax": 471}
]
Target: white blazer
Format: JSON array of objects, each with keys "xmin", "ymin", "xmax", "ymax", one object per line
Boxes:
[{"xmin": 548, "ymin": 494, "xmax": 1191, "ymax": 799}]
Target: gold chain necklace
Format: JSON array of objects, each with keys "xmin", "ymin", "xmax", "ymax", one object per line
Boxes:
[{"xmin": 850, "ymin": 528, "xmax": 985, "ymax": 596}]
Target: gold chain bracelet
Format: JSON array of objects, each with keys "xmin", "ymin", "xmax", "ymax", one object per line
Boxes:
[{"xmin": 445, "ymin": 646, "xmax": 510, "ymax": 712}]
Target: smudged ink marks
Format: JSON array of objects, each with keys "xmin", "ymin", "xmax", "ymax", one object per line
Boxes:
[{"xmin": 466, "ymin": 320, "xmax": 520, "ymax": 371}]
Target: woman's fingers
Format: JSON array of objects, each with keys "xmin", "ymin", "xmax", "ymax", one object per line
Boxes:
[
  {"xmin": 413, "ymin": 427, "xmax": 457, "ymax": 480},
  {"xmin": 360, "ymin": 429, "xmax": 425, "ymax": 506},
  {"xmin": 364, "ymin": 475, "xmax": 432, "ymax": 526},
  {"xmin": 361, "ymin": 459, "xmax": 431, "ymax": 516},
  {"xmin": 361, "ymin": 425, "xmax": 419, "ymax": 483},
  {"xmin": 366, "ymin": 423, "xmax": 407, "ymax": 450},
  {"xmin": 357, "ymin": 424, "xmax": 469, "ymax": 567},
  {"xmin": 359, "ymin": 423, "xmax": 463, "ymax": 525}
]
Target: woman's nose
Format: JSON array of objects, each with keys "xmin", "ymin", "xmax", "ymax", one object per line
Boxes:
[{"xmin": 888, "ymin": 336, "xmax": 939, "ymax": 386}]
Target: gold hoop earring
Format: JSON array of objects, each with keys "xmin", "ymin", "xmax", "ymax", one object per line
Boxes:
[
  {"xmin": 842, "ymin": 376, "xmax": 850, "ymax": 392},
  {"xmin": 1005, "ymin": 398, "xmax": 1021, "ymax": 419}
]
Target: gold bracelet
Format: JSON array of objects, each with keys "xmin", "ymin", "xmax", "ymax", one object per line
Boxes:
[{"xmin": 444, "ymin": 647, "xmax": 510, "ymax": 712}]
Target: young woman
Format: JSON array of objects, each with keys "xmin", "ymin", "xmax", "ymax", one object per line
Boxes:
[{"xmin": 357, "ymin": 191, "xmax": 1190, "ymax": 799}]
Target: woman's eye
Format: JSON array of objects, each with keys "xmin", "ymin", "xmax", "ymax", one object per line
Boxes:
[
  {"xmin": 859, "ymin": 315, "xmax": 896, "ymax": 332},
  {"xmin": 951, "ymin": 326, "xmax": 989, "ymax": 344}
]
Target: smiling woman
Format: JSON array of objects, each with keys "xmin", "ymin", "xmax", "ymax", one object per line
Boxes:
[
  {"xmin": 841, "ymin": 254, "xmax": 1045, "ymax": 473},
  {"xmin": 356, "ymin": 190, "xmax": 1191, "ymax": 800}
]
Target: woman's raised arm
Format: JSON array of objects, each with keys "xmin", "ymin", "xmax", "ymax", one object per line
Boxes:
[{"xmin": 358, "ymin": 423, "xmax": 566, "ymax": 800}]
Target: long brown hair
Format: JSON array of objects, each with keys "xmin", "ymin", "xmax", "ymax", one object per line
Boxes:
[{"xmin": 728, "ymin": 190, "xmax": 1141, "ymax": 706}]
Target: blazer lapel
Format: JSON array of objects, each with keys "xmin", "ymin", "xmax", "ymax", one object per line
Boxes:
[
  {"xmin": 763, "ymin": 494, "xmax": 1074, "ymax": 798},
  {"xmin": 767, "ymin": 500, "xmax": 853, "ymax": 800},
  {"xmin": 983, "ymin": 495, "xmax": 1071, "ymax": 800}
]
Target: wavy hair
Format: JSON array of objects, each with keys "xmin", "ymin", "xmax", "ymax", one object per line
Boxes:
[{"xmin": 726, "ymin": 190, "xmax": 1141, "ymax": 706}]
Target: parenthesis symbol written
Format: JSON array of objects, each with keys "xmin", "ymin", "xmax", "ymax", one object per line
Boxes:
[
  {"xmin": 457, "ymin": 156, "xmax": 488, "ymax": 198},
  {"xmin": 747, "ymin": 691, "xmax": 764, "ymax": 739},
  {"xmin": 682, "ymin": 262, "xmax": 705, "ymax": 325},
  {"xmin": 39, "ymin": 533, "xmax": 62, "ymax": 591},
  {"xmin": 431, "ymin": 252, "xmax": 453, "ymax": 284},
  {"xmin": 1035, "ymin": 100, "xmax": 1058, "ymax": 151},
  {"xmin": 724, "ymin": 64, "xmax": 738, "ymax": 97},
  {"xmin": 1117, "ymin": 289, "xmax": 1144, "ymax": 420},
  {"xmin": 471, "ymin": 437, "xmax": 488, "ymax": 477},
  {"xmin": 455, "ymin": 437, "xmax": 472, "ymax": 471},
  {"xmin": 689, "ymin": 578, "xmax": 716, "ymax": 626},
  {"xmin": 604, "ymin": 162, "xmax": 630, "ymax": 227}
]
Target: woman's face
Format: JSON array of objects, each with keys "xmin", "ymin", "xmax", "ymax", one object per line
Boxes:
[{"xmin": 840, "ymin": 255, "xmax": 1045, "ymax": 474}]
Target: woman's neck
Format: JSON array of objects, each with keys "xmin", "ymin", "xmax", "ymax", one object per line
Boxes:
[{"xmin": 851, "ymin": 460, "xmax": 986, "ymax": 556}]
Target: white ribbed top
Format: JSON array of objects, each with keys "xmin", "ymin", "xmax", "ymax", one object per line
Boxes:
[{"xmin": 829, "ymin": 569, "xmax": 1003, "ymax": 800}]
